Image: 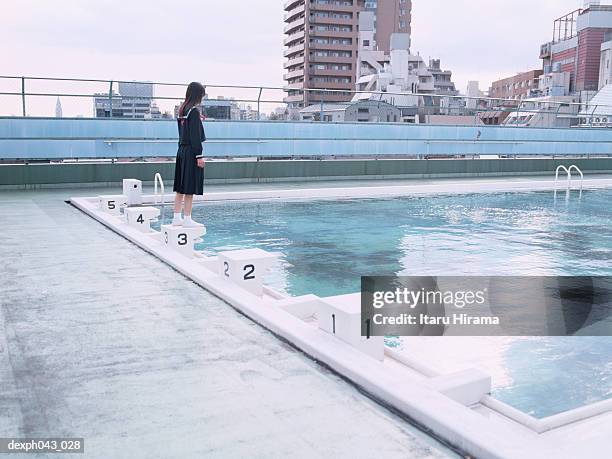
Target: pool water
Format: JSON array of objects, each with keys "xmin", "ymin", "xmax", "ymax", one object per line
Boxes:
[{"xmin": 156, "ymin": 189, "xmax": 612, "ymax": 418}]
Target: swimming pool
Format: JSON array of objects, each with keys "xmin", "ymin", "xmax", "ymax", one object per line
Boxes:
[{"xmin": 155, "ymin": 189, "xmax": 612, "ymax": 418}]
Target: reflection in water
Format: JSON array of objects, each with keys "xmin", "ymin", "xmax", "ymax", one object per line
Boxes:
[{"xmin": 154, "ymin": 190, "xmax": 612, "ymax": 418}]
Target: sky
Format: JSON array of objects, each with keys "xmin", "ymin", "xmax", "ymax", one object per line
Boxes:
[{"xmin": 0, "ymin": 0, "xmax": 585, "ymax": 116}]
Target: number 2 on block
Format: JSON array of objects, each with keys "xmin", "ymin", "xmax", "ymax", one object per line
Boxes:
[{"xmin": 243, "ymin": 264, "xmax": 255, "ymax": 280}]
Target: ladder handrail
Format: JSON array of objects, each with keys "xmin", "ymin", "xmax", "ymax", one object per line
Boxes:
[
  {"xmin": 568, "ymin": 165, "xmax": 584, "ymax": 191},
  {"xmin": 154, "ymin": 173, "xmax": 166, "ymax": 223},
  {"xmin": 554, "ymin": 165, "xmax": 571, "ymax": 189},
  {"xmin": 154, "ymin": 173, "xmax": 164, "ymax": 204},
  {"xmin": 553, "ymin": 165, "xmax": 584, "ymax": 201}
]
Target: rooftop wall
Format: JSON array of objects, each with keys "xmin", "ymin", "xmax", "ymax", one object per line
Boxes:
[{"xmin": 2, "ymin": 117, "xmax": 612, "ymax": 160}]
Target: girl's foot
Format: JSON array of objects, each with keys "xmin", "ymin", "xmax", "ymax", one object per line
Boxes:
[
  {"xmin": 172, "ymin": 213, "xmax": 183, "ymax": 226},
  {"xmin": 183, "ymin": 216, "xmax": 203, "ymax": 228}
]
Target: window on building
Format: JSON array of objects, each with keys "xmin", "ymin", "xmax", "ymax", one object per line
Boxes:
[{"xmin": 363, "ymin": 40, "xmax": 369, "ymax": 47}]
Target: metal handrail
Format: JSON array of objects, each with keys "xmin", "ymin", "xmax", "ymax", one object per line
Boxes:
[
  {"xmin": 154, "ymin": 172, "xmax": 164, "ymax": 203},
  {"xmin": 554, "ymin": 164, "xmax": 584, "ymax": 191},
  {"xmin": 1, "ymin": 74, "xmax": 610, "ymax": 129},
  {"xmin": 568, "ymin": 164, "xmax": 584, "ymax": 191},
  {"xmin": 555, "ymin": 165, "xmax": 571, "ymax": 189},
  {"xmin": 154, "ymin": 172, "xmax": 166, "ymax": 224},
  {"xmin": 2, "ymin": 74, "xmax": 612, "ymax": 111}
]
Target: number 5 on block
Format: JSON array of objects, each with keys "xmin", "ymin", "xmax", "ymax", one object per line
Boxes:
[{"xmin": 217, "ymin": 248, "xmax": 280, "ymax": 297}]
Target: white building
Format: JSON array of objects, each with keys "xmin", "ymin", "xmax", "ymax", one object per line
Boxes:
[
  {"xmin": 466, "ymin": 81, "xmax": 484, "ymax": 110},
  {"xmin": 352, "ymin": 12, "xmax": 456, "ymax": 115}
]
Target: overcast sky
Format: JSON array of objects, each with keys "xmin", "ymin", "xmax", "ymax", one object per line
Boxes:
[{"xmin": 0, "ymin": 0, "xmax": 585, "ymax": 116}]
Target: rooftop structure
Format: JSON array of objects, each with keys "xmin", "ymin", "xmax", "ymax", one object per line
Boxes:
[
  {"xmin": 502, "ymin": 95, "xmax": 578, "ymax": 128},
  {"xmin": 578, "ymin": 82, "xmax": 612, "ymax": 125},
  {"xmin": 540, "ymin": 2, "xmax": 612, "ymax": 94},
  {"xmin": 299, "ymin": 99, "xmax": 404, "ymax": 122}
]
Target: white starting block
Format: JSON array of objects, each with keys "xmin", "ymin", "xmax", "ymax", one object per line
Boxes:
[
  {"xmin": 98, "ymin": 195, "xmax": 127, "ymax": 216},
  {"xmin": 123, "ymin": 179, "xmax": 143, "ymax": 205},
  {"xmin": 217, "ymin": 248, "xmax": 280, "ymax": 297},
  {"xmin": 430, "ymin": 369, "xmax": 491, "ymax": 406},
  {"xmin": 161, "ymin": 224, "xmax": 206, "ymax": 258},
  {"xmin": 125, "ymin": 207, "xmax": 160, "ymax": 233},
  {"xmin": 317, "ymin": 293, "xmax": 384, "ymax": 361}
]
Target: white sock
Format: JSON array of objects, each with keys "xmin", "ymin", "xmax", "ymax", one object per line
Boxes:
[
  {"xmin": 173, "ymin": 212, "xmax": 182, "ymax": 221},
  {"xmin": 184, "ymin": 215, "xmax": 193, "ymax": 223}
]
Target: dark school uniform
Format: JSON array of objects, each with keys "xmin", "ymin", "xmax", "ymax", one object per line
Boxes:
[{"xmin": 174, "ymin": 106, "xmax": 206, "ymax": 195}]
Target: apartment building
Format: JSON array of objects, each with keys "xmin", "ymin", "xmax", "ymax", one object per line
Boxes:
[
  {"xmin": 488, "ymin": 70, "xmax": 543, "ymax": 101},
  {"xmin": 283, "ymin": 0, "xmax": 412, "ymax": 108}
]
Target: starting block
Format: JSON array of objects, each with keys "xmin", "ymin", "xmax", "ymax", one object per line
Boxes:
[
  {"xmin": 430, "ymin": 369, "xmax": 491, "ymax": 406},
  {"xmin": 122, "ymin": 179, "xmax": 143, "ymax": 205},
  {"xmin": 317, "ymin": 293, "xmax": 384, "ymax": 361},
  {"xmin": 125, "ymin": 207, "xmax": 160, "ymax": 233},
  {"xmin": 217, "ymin": 248, "xmax": 280, "ymax": 297},
  {"xmin": 98, "ymin": 195, "xmax": 127, "ymax": 216},
  {"xmin": 161, "ymin": 224, "xmax": 206, "ymax": 258}
]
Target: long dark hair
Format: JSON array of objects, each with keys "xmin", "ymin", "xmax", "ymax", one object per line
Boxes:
[{"xmin": 179, "ymin": 82, "xmax": 205, "ymax": 117}]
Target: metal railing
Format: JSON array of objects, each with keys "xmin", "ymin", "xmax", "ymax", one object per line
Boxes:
[{"xmin": 2, "ymin": 74, "xmax": 612, "ymax": 128}]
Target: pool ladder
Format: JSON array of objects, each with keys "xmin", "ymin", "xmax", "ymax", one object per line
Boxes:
[
  {"xmin": 554, "ymin": 165, "xmax": 583, "ymax": 200},
  {"xmin": 154, "ymin": 173, "xmax": 166, "ymax": 223}
]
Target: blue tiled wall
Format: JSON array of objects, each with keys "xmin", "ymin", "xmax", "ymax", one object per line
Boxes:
[{"xmin": 1, "ymin": 117, "xmax": 612, "ymax": 159}]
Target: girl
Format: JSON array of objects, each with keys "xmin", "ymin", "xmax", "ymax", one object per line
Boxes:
[{"xmin": 173, "ymin": 81, "xmax": 206, "ymax": 227}]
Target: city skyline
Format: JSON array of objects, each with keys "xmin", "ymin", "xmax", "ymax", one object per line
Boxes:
[{"xmin": 1, "ymin": 0, "xmax": 584, "ymax": 116}]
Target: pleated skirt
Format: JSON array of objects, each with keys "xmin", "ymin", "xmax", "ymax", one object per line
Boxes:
[{"xmin": 173, "ymin": 146, "xmax": 204, "ymax": 195}]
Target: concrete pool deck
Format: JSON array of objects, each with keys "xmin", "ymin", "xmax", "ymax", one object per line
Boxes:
[
  {"xmin": 0, "ymin": 183, "xmax": 460, "ymax": 458},
  {"xmin": 0, "ymin": 176, "xmax": 610, "ymax": 457}
]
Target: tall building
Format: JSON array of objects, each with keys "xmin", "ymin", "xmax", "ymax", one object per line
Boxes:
[
  {"xmin": 118, "ymin": 82, "xmax": 161, "ymax": 119},
  {"xmin": 94, "ymin": 82, "xmax": 161, "ymax": 119},
  {"xmin": 173, "ymin": 97, "xmax": 242, "ymax": 120},
  {"xmin": 283, "ymin": 0, "xmax": 412, "ymax": 109},
  {"xmin": 363, "ymin": 0, "xmax": 411, "ymax": 54},
  {"xmin": 93, "ymin": 91, "xmax": 124, "ymax": 118},
  {"xmin": 55, "ymin": 97, "xmax": 63, "ymax": 118}
]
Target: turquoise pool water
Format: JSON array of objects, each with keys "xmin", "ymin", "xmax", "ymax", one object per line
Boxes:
[{"xmin": 156, "ymin": 189, "xmax": 612, "ymax": 418}]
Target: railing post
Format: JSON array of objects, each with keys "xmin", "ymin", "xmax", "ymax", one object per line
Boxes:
[
  {"xmin": 515, "ymin": 100, "xmax": 522, "ymax": 127},
  {"xmin": 257, "ymin": 87, "xmax": 262, "ymax": 121},
  {"xmin": 21, "ymin": 77, "xmax": 26, "ymax": 117},
  {"xmin": 320, "ymin": 95, "xmax": 324, "ymax": 122},
  {"xmin": 590, "ymin": 104, "xmax": 597, "ymax": 127},
  {"xmin": 108, "ymin": 80, "xmax": 113, "ymax": 118}
]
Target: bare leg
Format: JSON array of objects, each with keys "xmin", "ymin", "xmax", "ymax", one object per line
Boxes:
[
  {"xmin": 184, "ymin": 194, "xmax": 194, "ymax": 217},
  {"xmin": 174, "ymin": 193, "xmax": 184, "ymax": 213}
]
